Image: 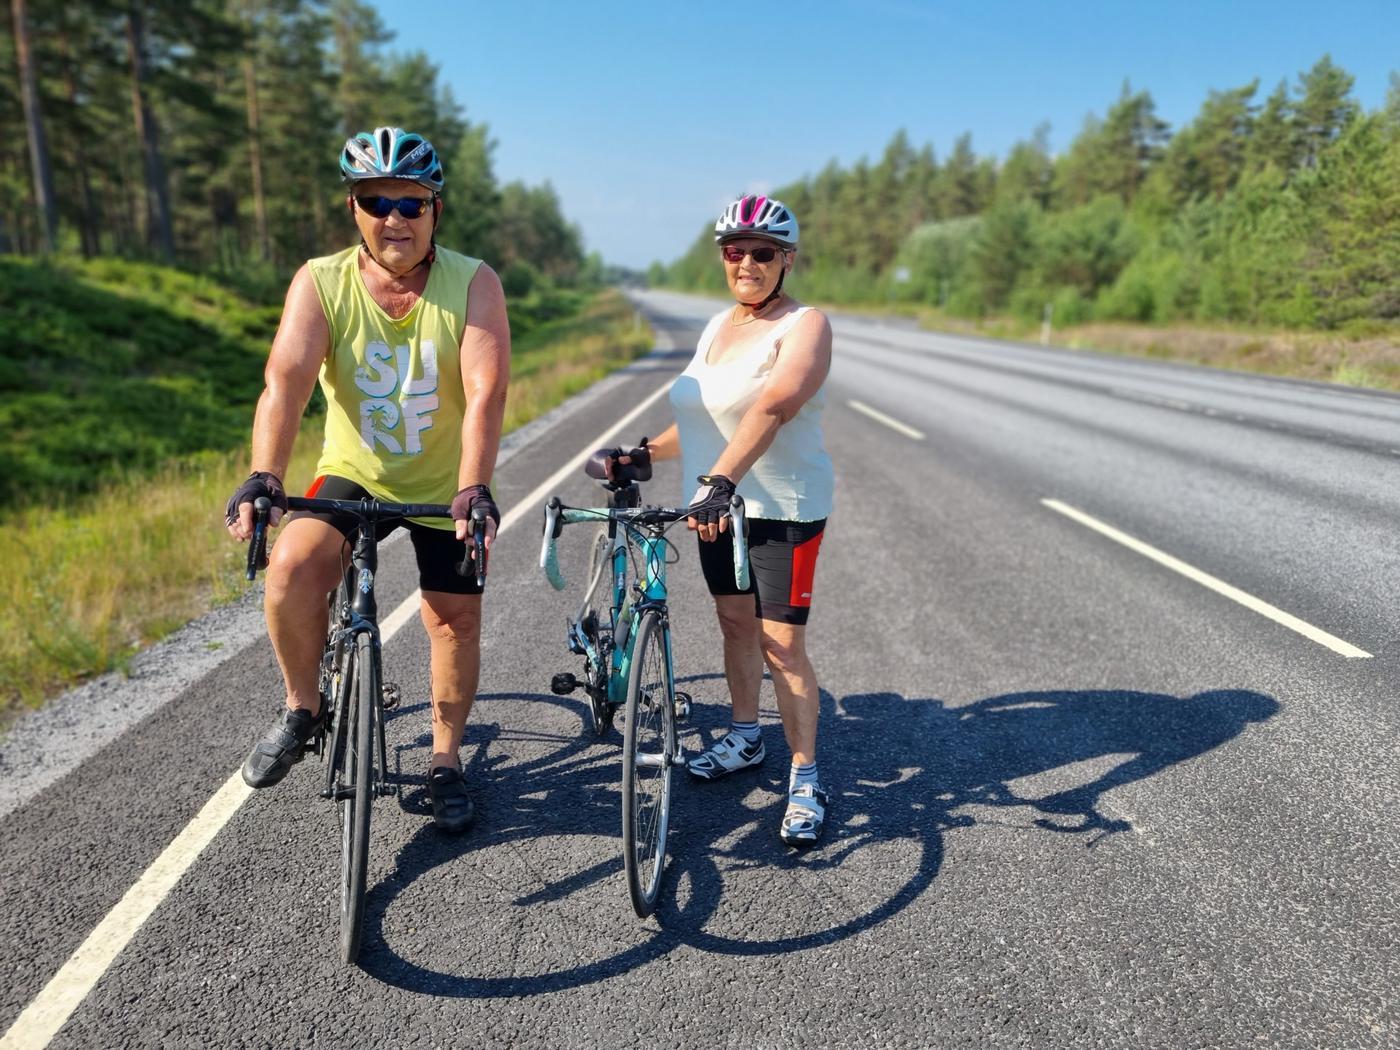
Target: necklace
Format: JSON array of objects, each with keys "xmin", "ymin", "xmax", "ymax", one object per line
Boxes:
[{"xmin": 730, "ymin": 300, "xmax": 778, "ymax": 326}]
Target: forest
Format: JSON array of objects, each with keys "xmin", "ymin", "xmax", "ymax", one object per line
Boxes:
[
  {"xmin": 659, "ymin": 56, "xmax": 1400, "ymax": 333},
  {"xmin": 1, "ymin": 0, "xmax": 585, "ymax": 292}
]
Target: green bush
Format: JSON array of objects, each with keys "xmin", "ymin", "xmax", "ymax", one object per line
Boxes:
[
  {"xmin": 1, "ymin": 256, "xmax": 276, "ymax": 510},
  {"xmin": 500, "ymin": 260, "xmax": 540, "ymax": 298}
]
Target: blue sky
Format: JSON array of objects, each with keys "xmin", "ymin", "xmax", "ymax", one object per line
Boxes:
[{"xmin": 373, "ymin": 1, "xmax": 1399, "ymax": 268}]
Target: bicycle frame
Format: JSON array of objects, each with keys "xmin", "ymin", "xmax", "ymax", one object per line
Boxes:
[
  {"xmin": 543, "ymin": 486, "xmax": 749, "ymax": 707},
  {"xmin": 321, "ymin": 523, "xmax": 387, "ymax": 800},
  {"xmin": 575, "ymin": 490, "xmax": 673, "ymax": 706}
]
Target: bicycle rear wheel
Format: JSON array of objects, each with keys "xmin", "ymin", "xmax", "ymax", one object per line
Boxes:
[
  {"xmin": 339, "ymin": 630, "xmax": 376, "ymax": 964},
  {"xmin": 621, "ymin": 609, "xmax": 676, "ymax": 918}
]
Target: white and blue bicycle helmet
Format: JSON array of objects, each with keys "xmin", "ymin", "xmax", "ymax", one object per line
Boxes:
[{"xmin": 340, "ymin": 126, "xmax": 444, "ymax": 193}]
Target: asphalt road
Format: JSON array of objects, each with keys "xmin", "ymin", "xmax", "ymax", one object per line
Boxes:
[{"xmin": 2, "ymin": 289, "xmax": 1396, "ymax": 1049}]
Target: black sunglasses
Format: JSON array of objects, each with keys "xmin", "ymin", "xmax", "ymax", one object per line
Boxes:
[
  {"xmin": 721, "ymin": 244, "xmax": 781, "ymax": 264},
  {"xmin": 355, "ymin": 194, "xmax": 435, "ymax": 219}
]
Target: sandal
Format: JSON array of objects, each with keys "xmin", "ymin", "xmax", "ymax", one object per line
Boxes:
[
  {"xmin": 780, "ymin": 783, "xmax": 828, "ymax": 848},
  {"xmin": 686, "ymin": 731, "xmax": 765, "ymax": 781}
]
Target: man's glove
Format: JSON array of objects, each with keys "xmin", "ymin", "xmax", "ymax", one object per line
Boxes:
[
  {"xmin": 225, "ymin": 471, "xmax": 287, "ymax": 526},
  {"xmin": 585, "ymin": 438, "xmax": 651, "ymax": 483},
  {"xmin": 686, "ymin": 474, "xmax": 736, "ymax": 527},
  {"xmin": 451, "ymin": 484, "xmax": 500, "ymax": 528}
]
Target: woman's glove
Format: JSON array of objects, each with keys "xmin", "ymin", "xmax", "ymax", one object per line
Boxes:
[{"xmin": 686, "ymin": 474, "xmax": 736, "ymax": 526}]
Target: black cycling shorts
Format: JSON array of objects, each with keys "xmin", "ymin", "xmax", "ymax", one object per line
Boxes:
[
  {"xmin": 288, "ymin": 475, "xmax": 480, "ymax": 596},
  {"xmin": 696, "ymin": 517, "xmax": 826, "ymax": 625}
]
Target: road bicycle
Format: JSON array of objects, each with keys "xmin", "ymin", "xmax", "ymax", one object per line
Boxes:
[
  {"xmin": 540, "ymin": 477, "xmax": 748, "ymax": 917},
  {"xmin": 247, "ymin": 494, "xmax": 486, "ymax": 964}
]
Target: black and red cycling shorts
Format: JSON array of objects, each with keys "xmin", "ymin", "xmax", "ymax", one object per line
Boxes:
[
  {"xmin": 288, "ymin": 475, "xmax": 480, "ymax": 596},
  {"xmin": 696, "ymin": 517, "xmax": 826, "ymax": 625}
]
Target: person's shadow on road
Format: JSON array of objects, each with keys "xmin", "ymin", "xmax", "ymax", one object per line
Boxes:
[{"xmin": 358, "ymin": 682, "xmax": 1278, "ymax": 991}]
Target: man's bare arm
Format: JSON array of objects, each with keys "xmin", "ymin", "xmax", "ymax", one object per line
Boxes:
[
  {"xmin": 229, "ymin": 266, "xmax": 329, "ymax": 538},
  {"xmin": 455, "ymin": 264, "xmax": 510, "ymax": 541}
]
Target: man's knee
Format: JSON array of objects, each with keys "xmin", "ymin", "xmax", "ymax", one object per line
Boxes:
[
  {"xmin": 714, "ymin": 598, "xmax": 757, "ymax": 645},
  {"xmin": 266, "ymin": 546, "xmax": 337, "ymax": 607}
]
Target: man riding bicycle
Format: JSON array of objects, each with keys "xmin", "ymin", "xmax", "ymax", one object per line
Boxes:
[{"xmin": 225, "ymin": 126, "xmax": 509, "ymax": 833}]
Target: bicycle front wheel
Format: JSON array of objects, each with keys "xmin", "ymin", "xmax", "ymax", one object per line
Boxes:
[
  {"xmin": 621, "ymin": 608, "xmax": 677, "ymax": 918},
  {"xmin": 579, "ymin": 526, "xmax": 616, "ymax": 736},
  {"xmin": 339, "ymin": 630, "xmax": 376, "ymax": 964}
]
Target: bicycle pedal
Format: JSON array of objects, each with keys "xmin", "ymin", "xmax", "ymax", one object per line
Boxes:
[
  {"xmin": 551, "ymin": 672, "xmax": 578, "ymax": 695},
  {"xmin": 382, "ymin": 681, "xmax": 402, "ymax": 709},
  {"xmin": 673, "ymin": 691, "xmax": 692, "ymax": 722}
]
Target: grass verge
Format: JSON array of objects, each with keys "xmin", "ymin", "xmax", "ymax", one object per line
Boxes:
[
  {"xmin": 906, "ymin": 310, "xmax": 1400, "ymax": 394},
  {"xmin": 0, "ymin": 288, "xmax": 652, "ymax": 722}
]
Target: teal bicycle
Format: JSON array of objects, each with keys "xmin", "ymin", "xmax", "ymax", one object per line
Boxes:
[{"xmin": 540, "ymin": 475, "xmax": 749, "ymax": 917}]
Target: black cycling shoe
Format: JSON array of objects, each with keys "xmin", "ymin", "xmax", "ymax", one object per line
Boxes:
[
  {"xmin": 241, "ymin": 707, "xmax": 323, "ymax": 789},
  {"xmin": 428, "ymin": 766, "xmax": 476, "ymax": 833}
]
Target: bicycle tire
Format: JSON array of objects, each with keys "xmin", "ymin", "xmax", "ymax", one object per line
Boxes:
[
  {"xmin": 322, "ymin": 586, "xmax": 350, "ymax": 797},
  {"xmin": 621, "ymin": 609, "xmax": 676, "ymax": 918},
  {"xmin": 339, "ymin": 630, "xmax": 375, "ymax": 964},
  {"xmin": 580, "ymin": 526, "xmax": 617, "ymax": 736}
]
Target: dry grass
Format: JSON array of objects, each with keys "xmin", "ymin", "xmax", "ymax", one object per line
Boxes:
[
  {"xmin": 0, "ymin": 433, "xmax": 321, "ymax": 714},
  {"xmin": 1061, "ymin": 322, "xmax": 1400, "ymax": 392},
  {"xmin": 1, "ymin": 289, "xmax": 652, "ymax": 720},
  {"xmin": 504, "ymin": 289, "xmax": 653, "ymax": 431},
  {"xmin": 915, "ymin": 311, "xmax": 1400, "ymax": 393}
]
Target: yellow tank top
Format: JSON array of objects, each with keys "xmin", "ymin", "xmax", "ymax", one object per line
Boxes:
[{"xmin": 307, "ymin": 245, "xmax": 483, "ymax": 530}]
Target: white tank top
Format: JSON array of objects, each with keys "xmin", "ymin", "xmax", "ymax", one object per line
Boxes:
[{"xmin": 669, "ymin": 306, "xmax": 834, "ymax": 522}]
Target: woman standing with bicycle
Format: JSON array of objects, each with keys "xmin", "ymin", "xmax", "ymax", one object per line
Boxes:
[{"xmin": 600, "ymin": 194, "xmax": 834, "ymax": 846}]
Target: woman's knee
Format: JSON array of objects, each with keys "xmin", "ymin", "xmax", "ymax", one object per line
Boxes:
[
  {"xmin": 421, "ymin": 593, "xmax": 482, "ymax": 642},
  {"xmin": 759, "ymin": 625, "xmax": 808, "ymax": 675}
]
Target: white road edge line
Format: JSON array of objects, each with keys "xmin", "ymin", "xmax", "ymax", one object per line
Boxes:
[
  {"xmin": 847, "ymin": 399, "xmax": 924, "ymax": 440},
  {"xmin": 1, "ymin": 375, "xmax": 678, "ymax": 1050},
  {"xmin": 1041, "ymin": 498, "xmax": 1372, "ymax": 659}
]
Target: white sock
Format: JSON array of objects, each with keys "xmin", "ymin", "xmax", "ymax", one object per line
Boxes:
[
  {"xmin": 729, "ymin": 720, "xmax": 760, "ymax": 743},
  {"xmin": 790, "ymin": 760, "xmax": 819, "ymax": 791}
]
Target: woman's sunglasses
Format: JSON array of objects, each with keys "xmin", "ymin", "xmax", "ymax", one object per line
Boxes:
[
  {"xmin": 721, "ymin": 244, "xmax": 782, "ymax": 264},
  {"xmin": 355, "ymin": 195, "xmax": 435, "ymax": 219}
]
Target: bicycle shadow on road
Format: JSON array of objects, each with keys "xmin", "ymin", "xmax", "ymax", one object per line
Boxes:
[{"xmin": 359, "ymin": 682, "xmax": 1278, "ymax": 992}]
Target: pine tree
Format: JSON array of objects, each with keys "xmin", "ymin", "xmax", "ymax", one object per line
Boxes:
[{"xmin": 1293, "ymin": 55, "xmax": 1359, "ymax": 168}]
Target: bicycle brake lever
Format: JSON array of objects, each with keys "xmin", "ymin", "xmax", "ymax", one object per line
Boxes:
[
  {"xmin": 541, "ymin": 497, "xmax": 566, "ymax": 590},
  {"xmin": 246, "ymin": 496, "xmax": 271, "ymax": 580}
]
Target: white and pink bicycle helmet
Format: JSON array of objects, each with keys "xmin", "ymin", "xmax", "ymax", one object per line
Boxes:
[{"xmin": 714, "ymin": 194, "xmax": 799, "ymax": 248}]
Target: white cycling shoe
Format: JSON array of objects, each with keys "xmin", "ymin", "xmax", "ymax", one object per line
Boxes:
[
  {"xmin": 687, "ymin": 731, "xmax": 765, "ymax": 781},
  {"xmin": 780, "ymin": 783, "xmax": 829, "ymax": 848}
]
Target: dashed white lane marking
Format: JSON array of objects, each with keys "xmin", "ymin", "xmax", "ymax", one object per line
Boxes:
[
  {"xmin": 1, "ymin": 374, "xmax": 678, "ymax": 1050},
  {"xmin": 848, "ymin": 399, "xmax": 925, "ymax": 440},
  {"xmin": 1041, "ymin": 498, "xmax": 1372, "ymax": 659}
]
